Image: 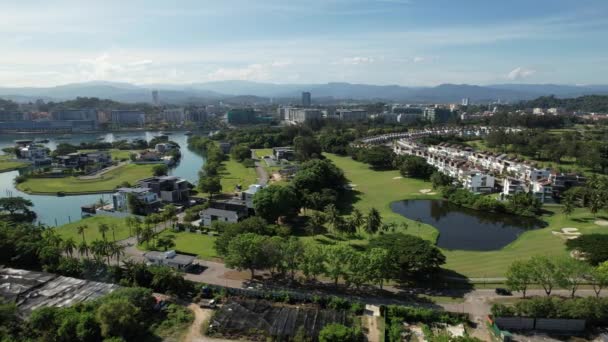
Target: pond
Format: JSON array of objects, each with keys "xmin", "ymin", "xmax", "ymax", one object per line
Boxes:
[
  {"xmin": 390, "ymin": 199, "xmax": 545, "ymax": 251},
  {"xmin": 0, "ymin": 131, "xmax": 206, "ymax": 226}
]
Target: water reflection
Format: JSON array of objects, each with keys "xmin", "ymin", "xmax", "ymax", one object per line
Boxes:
[
  {"xmin": 0, "ymin": 132, "xmax": 205, "ymax": 226},
  {"xmin": 391, "ymin": 199, "xmax": 545, "ymax": 251}
]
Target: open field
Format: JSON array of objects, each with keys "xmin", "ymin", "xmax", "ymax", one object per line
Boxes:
[
  {"xmin": 56, "ymin": 216, "xmax": 132, "ymax": 242},
  {"xmin": 138, "ymin": 230, "xmax": 218, "ymax": 260},
  {"xmin": 16, "ymin": 163, "xmax": 156, "ymax": 194},
  {"xmin": 253, "ymin": 148, "xmax": 273, "ymax": 159},
  {"xmin": 219, "ymin": 156, "xmax": 258, "ymax": 194},
  {"xmin": 0, "ymin": 159, "xmax": 29, "ymax": 172},
  {"xmin": 324, "ymin": 153, "xmax": 440, "ymax": 242},
  {"xmin": 324, "ymin": 154, "xmax": 608, "ymax": 278}
]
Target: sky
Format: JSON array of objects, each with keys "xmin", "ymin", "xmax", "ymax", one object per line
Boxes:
[{"xmin": 1, "ymin": 0, "xmax": 608, "ymax": 87}]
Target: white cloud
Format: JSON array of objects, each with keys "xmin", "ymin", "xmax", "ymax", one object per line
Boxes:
[
  {"xmin": 507, "ymin": 67, "xmax": 536, "ymax": 80},
  {"xmin": 338, "ymin": 57, "xmax": 375, "ymax": 65},
  {"xmin": 207, "ymin": 61, "xmax": 291, "ymax": 81}
]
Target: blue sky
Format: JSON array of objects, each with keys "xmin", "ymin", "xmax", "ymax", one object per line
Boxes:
[{"xmin": 1, "ymin": 0, "xmax": 608, "ymax": 86}]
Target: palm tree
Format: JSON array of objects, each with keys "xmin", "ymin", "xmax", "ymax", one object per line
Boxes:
[
  {"xmin": 365, "ymin": 208, "xmax": 382, "ymax": 234},
  {"xmin": 351, "ymin": 208, "xmax": 364, "ymax": 233},
  {"xmin": 96, "ymin": 197, "xmax": 109, "ymax": 209},
  {"xmin": 43, "ymin": 228, "xmax": 63, "ymax": 248},
  {"xmin": 324, "ymin": 204, "xmax": 340, "ymax": 234},
  {"xmin": 62, "ymin": 238, "xmax": 76, "ymax": 258},
  {"xmin": 90, "ymin": 240, "xmax": 106, "ymax": 263},
  {"xmin": 562, "ymin": 194, "xmax": 575, "ymax": 217},
  {"xmin": 78, "ymin": 241, "xmax": 89, "ymax": 259},
  {"xmin": 76, "ymin": 225, "xmax": 88, "ymax": 245},
  {"xmin": 307, "ymin": 211, "xmax": 326, "ymax": 235},
  {"xmin": 134, "ymin": 225, "xmax": 143, "ymax": 244},
  {"xmin": 109, "ymin": 242, "xmax": 125, "ymax": 265},
  {"xmin": 98, "ymin": 223, "xmax": 109, "ymax": 242},
  {"xmin": 110, "ymin": 224, "xmax": 117, "ymax": 242}
]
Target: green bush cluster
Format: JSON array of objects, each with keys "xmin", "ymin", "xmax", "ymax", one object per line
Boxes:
[{"xmin": 491, "ymin": 296, "xmax": 608, "ymax": 324}]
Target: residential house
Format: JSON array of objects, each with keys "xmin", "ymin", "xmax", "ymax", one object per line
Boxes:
[
  {"xmin": 112, "ymin": 187, "xmax": 160, "ymax": 213},
  {"xmin": 272, "ymin": 147, "xmax": 295, "ymax": 161},
  {"xmin": 502, "ymin": 178, "xmax": 526, "ymax": 197},
  {"xmin": 462, "ymin": 171, "xmax": 495, "ymax": 193},
  {"xmin": 144, "ymin": 250, "xmax": 195, "ymax": 270},
  {"xmin": 138, "ymin": 176, "xmax": 190, "ymax": 203},
  {"xmin": 241, "ymin": 184, "xmax": 263, "ymax": 209},
  {"xmin": 18, "ymin": 145, "xmax": 50, "ymax": 164},
  {"xmin": 199, "ymin": 207, "xmax": 244, "ymax": 226},
  {"xmin": 531, "ymin": 179, "xmax": 554, "ymax": 203}
]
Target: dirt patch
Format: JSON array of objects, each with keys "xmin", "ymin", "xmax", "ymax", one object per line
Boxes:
[{"xmin": 222, "ymin": 270, "xmax": 255, "ymax": 281}]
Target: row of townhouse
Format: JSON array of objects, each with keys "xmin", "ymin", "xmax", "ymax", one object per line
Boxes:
[
  {"xmin": 360, "ymin": 125, "xmax": 508, "ymax": 145},
  {"xmin": 394, "ymin": 138, "xmax": 585, "ymax": 201}
]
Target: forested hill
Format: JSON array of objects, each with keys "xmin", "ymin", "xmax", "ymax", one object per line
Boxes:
[{"xmin": 518, "ymin": 95, "xmax": 608, "ymax": 112}]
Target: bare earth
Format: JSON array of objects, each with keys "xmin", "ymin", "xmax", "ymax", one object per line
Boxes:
[{"xmin": 184, "ymin": 305, "xmax": 235, "ymax": 342}]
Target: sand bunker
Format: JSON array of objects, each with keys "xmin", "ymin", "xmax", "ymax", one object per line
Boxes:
[
  {"xmin": 419, "ymin": 189, "xmax": 432, "ymax": 193},
  {"xmin": 552, "ymin": 227, "xmax": 581, "ymax": 240},
  {"xmin": 595, "ymin": 220, "xmax": 608, "ymax": 227},
  {"xmin": 392, "ymin": 176, "xmax": 403, "ymax": 180}
]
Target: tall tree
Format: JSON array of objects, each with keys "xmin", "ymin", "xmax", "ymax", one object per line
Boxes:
[
  {"xmin": 506, "ymin": 260, "xmax": 534, "ymax": 298},
  {"xmin": 324, "ymin": 245, "xmax": 354, "ymax": 287},
  {"xmin": 365, "ymin": 208, "xmax": 382, "ymax": 234},
  {"xmin": 224, "ymin": 233, "xmax": 268, "ymax": 279},
  {"xmin": 529, "ymin": 256, "xmax": 558, "ymax": 296}
]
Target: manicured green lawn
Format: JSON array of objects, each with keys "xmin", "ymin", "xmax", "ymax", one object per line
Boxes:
[
  {"xmin": 79, "ymin": 149, "xmax": 138, "ymax": 160},
  {"xmin": 16, "ymin": 164, "xmax": 156, "ymax": 194},
  {"xmin": 56, "ymin": 216, "xmax": 132, "ymax": 242},
  {"xmin": 219, "ymin": 157, "xmax": 258, "ymax": 193},
  {"xmin": 324, "ymin": 153, "xmax": 440, "ymax": 242},
  {"xmin": 0, "ymin": 160, "xmax": 29, "ymax": 173},
  {"xmin": 322, "ymin": 154, "xmax": 608, "ymax": 279},
  {"xmin": 443, "ymin": 207, "xmax": 608, "ymax": 278},
  {"xmin": 139, "ymin": 230, "xmax": 218, "ymax": 260},
  {"xmin": 253, "ymin": 148, "xmax": 274, "ymax": 159}
]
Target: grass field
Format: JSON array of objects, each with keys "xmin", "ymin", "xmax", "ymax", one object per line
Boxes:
[
  {"xmin": 0, "ymin": 159, "xmax": 29, "ymax": 172},
  {"xmin": 16, "ymin": 163, "xmax": 156, "ymax": 194},
  {"xmin": 324, "ymin": 154, "xmax": 608, "ymax": 278},
  {"xmin": 139, "ymin": 230, "xmax": 218, "ymax": 260},
  {"xmin": 325, "ymin": 153, "xmax": 440, "ymax": 242},
  {"xmin": 78, "ymin": 149, "xmax": 138, "ymax": 160},
  {"xmin": 56, "ymin": 216, "xmax": 132, "ymax": 242},
  {"xmin": 253, "ymin": 148, "xmax": 273, "ymax": 159},
  {"xmin": 443, "ymin": 207, "xmax": 608, "ymax": 278},
  {"xmin": 219, "ymin": 157, "xmax": 258, "ymax": 193}
]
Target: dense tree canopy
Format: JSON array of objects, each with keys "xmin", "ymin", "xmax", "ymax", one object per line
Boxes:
[{"xmin": 369, "ymin": 233, "xmax": 445, "ymax": 280}]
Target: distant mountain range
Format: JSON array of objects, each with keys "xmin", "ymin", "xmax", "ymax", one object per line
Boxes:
[{"xmin": 2, "ymin": 80, "xmax": 608, "ymax": 104}]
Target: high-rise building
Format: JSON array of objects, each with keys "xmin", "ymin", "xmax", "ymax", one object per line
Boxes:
[
  {"xmin": 461, "ymin": 97, "xmax": 470, "ymax": 106},
  {"xmin": 152, "ymin": 90, "xmax": 160, "ymax": 106},
  {"xmin": 283, "ymin": 107, "xmax": 323, "ymax": 123},
  {"xmin": 52, "ymin": 109, "xmax": 98, "ymax": 122},
  {"xmin": 111, "ymin": 110, "xmax": 146, "ymax": 126},
  {"xmin": 161, "ymin": 108, "xmax": 185, "ymax": 124},
  {"xmin": 226, "ymin": 108, "xmax": 257, "ymax": 124},
  {"xmin": 335, "ymin": 109, "xmax": 368, "ymax": 121},
  {"xmin": 301, "ymin": 92, "xmax": 311, "ymax": 107}
]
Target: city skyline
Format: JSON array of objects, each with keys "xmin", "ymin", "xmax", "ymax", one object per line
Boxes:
[{"xmin": 1, "ymin": 0, "xmax": 608, "ymax": 87}]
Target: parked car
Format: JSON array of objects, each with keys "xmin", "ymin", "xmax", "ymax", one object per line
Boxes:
[
  {"xmin": 495, "ymin": 288, "xmax": 512, "ymax": 296},
  {"xmin": 200, "ymin": 299, "xmax": 217, "ymax": 309}
]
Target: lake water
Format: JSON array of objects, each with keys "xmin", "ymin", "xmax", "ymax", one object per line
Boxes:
[
  {"xmin": 0, "ymin": 131, "xmax": 205, "ymax": 226},
  {"xmin": 390, "ymin": 199, "xmax": 545, "ymax": 251}
]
